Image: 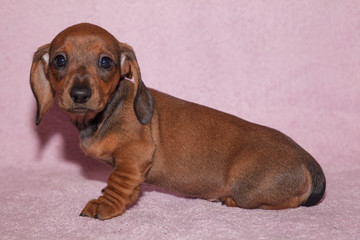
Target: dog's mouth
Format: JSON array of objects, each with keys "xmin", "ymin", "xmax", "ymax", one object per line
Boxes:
[
  {"xmin": 66, "ymin": 106, "xmax": 100, "ymax": 130},
  {"xmin": 66, "ymin": 106, "xmax": 98, "ymax": 122},
  {"xmin": 68, "ymin": 106, "xmax": 91, "ymax": 114},
  {"xmin": 59, "ymin": 98, "xmax": 107, "ymax": 130}
]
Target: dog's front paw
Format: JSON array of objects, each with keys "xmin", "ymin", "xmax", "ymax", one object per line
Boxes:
[{"xmin": 80, "ymin": 197, "xmax": 125, "ymax": 220}]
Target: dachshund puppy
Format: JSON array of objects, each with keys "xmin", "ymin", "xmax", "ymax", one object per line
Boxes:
[{"xmin": 30, "ymin": 23, "xmax": 326, "ymax": 220}]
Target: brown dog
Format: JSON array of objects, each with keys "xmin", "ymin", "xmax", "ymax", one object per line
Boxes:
[{"xmin": 30, "ymin": 23, "xmax": 326, "ymax": 220}]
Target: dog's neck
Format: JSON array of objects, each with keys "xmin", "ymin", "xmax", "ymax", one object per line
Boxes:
[
  {"xmin": 72, "ymin": 78, "xmax": 129, "ymax": 139},
  {"xmin": 72, "ymin": 112, "xmax": 104, "ymax": 139}
]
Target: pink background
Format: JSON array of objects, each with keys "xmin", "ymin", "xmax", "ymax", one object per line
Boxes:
[{"xmin": 0, "ymin": 1, "xmax": 359, "ymax": 239}]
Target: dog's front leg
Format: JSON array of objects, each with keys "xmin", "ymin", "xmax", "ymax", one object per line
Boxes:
[{"xmin": 80, "ymin": 158, "xmax": 148, "ymax": 220}]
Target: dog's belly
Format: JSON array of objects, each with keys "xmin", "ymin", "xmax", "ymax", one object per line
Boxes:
[{"xmin": 145, "ymin": 151, "xmax": 230, "ymax": 198}]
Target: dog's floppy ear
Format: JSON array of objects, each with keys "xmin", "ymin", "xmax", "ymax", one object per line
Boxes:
[
  {"xmin": 30, "ymin": 44, "xmax": 55, "ymax": 125},
  {"xmin": 119, "ymin": 43, "xmax": 153, "ymax": 125}
]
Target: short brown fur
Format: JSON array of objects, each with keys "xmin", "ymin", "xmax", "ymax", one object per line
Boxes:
[{"xmin": 30, "ymin": 23, "xmax": 326, "ymax": 220}]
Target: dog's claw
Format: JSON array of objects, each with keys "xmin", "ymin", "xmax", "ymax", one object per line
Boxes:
[
  {"xmin": 79, "ymin": 213, "xmax": 88, "ymax": 217},
  {"xmin": 93, "ymin": 214, "xmax": 98, "ymax": 219}
]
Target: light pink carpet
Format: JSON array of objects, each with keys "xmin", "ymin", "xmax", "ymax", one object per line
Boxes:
[{"xmin": 1, "ymin": 1, "xmax": 359, "ymax": 239}]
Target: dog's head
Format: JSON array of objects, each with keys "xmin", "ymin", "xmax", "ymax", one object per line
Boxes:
[{"xmin": 30, "ymin": 23, "xmax": 153, "ymax": 127}]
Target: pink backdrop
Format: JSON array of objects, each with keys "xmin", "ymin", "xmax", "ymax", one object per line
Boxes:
[{"xmin": 0, "ymin": 1, "xmax": 359, "ymax": 239}]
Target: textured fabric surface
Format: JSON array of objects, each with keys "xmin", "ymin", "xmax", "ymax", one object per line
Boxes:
[{"xmin": 0, "ymin": 1, "xmax": 359, "ymax": 239}]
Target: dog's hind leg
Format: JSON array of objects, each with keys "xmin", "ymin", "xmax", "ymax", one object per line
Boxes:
[{"xmin": 219, "ymin": 196, "xmax": 238, "ymax": 207}]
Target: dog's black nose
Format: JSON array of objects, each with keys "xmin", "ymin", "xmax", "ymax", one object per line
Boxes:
[{"xmin": 70, "ymin": 87, "xmax": 92, "ymax": 104}]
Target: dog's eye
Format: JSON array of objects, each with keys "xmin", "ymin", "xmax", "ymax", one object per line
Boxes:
[
  {"xmin": 99, "ymin": 56, "xmax": 113, "ymax": 69},
  {"xmin": 54, "ymin": 55, "xmax": 67, "ymax": 68}
]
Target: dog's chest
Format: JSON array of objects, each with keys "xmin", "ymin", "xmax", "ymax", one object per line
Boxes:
[{"xmin": 80, "ymin": 135, "xmax": 118, "ymax": 166}]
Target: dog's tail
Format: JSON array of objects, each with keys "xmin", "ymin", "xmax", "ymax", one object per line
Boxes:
[{"xmin": 301, "ymin": 160, "xmax": 326, "ymax": 207}]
